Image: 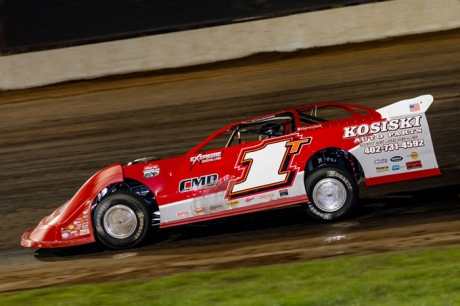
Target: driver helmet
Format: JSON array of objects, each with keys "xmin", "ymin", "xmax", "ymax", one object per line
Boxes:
[{"xmin": 259, "ymin": 123, "xmax": 284, "ymax": 140}]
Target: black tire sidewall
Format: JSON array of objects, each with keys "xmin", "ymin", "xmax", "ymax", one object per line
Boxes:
[
  {"xmin": 93, "ymin": 192, "xmax": 150, "ymax": 249},
  {"xmin": 304, "ymin": 166, "xmax": 358, "ymax": 221}
]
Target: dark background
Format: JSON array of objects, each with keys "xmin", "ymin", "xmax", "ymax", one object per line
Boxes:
[{"xmin": 0, "ymin": 0, "xmax": 388, "ymax": 54}]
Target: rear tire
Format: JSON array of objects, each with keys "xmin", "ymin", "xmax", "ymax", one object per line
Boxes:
[
  {"xmin": 93, "ymin": 192, "xmax": 150, "ymax": 249},
  {"xmin": 304, "ymin": 166, "xmax": 358, "ymax": 222}
]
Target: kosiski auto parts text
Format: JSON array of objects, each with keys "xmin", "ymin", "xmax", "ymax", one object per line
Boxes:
[
  {"xmin": 343, "ymin": 115, "xmax": 426, "ymax": 154},
  {"xmin": 343, "ymin": 116, "xmax": 422, "ymax": 139}
]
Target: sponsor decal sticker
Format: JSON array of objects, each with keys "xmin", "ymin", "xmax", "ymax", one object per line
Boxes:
[
  {"xmin": 279, "ymin": 189, "xmax": 289, "ymax": 197},
  {"xmin": 376, "ymin": 166, "xmax": 389, "ymax": 173},
  {"xmin": 176, "ymin": 211, "xmax": 190, "ymax": 218},
  {"xmin": 61, "ymin": 228, "xmax": 69, "ymax": 239},
  {"xmin": 227, "ymin": 200, "xmax": 239, "ymax": 208},
  {"xmin": 208, "ymin": 204, "xmax": 225, "ymax": 212},
  {"xmin": 259, "ymin": 193, "xmax": 275, "ymax": 200},
  {"xmin": 68, "ymin": 224, "xmax": 75, "ymax": 230},
  {"xmin": 409, "ymin": 103, "xmax": 420, "ymax": 112},
  {"xmin": 79, "ymin": 229, "xmax": 90, "ymax": 235},
  {"xmin": 179, "ymin": 174, "xmax": 218, "ymax": 192},
  {"xmin": 406, "ymin": 160, "xmax": 422, "ymax": 170},
  {"xmin": 143, "ymin": 164, "xmax": 160, "ymax": 178},
  {"xmin": 392, "ymin": 164, "xmax": 401, "ymax": 171},
  {"xmin": 190, "ymin": 152, "xmax": 222, "ymax": 169},
  {"xmin": 390, "ymin": 156, "xmax": 403, "ymax": 162},
  {"xmin": 410, "ymin": 152, "xmax": 418, "ymax": 160},
  {"xmin": 297, "ymin": 124, "xmax": 322, "ymax": 131},
  {"xmin": 374, "ymin": 158, "xmax": 388, "ymax": 164},
  {"xmin": 193, "ymin": 207, "xmax": 205, "ymax": 214},
  {"xmin": 245, "ymin": 197, "xmax": 255, "ymax": 204}
]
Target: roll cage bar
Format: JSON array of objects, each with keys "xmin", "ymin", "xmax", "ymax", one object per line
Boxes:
[
  {"xmin": 225, "ymin": 114, "xmax": 296, "ymax": 147},
  {"xmin": 189, "ymin": 102, "xmax": 377, "ymax": 154}
]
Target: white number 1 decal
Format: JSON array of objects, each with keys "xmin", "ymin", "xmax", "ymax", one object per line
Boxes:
[{"xmin": 228, "ymin": 137, "xmax": 311, "ymax": 198}]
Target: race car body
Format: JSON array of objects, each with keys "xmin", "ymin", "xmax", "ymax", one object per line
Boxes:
[{"xmin": 22, "ymin": 95, "xmax": 441, "ymax": 249}]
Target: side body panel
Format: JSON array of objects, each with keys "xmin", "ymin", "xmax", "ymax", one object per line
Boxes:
[
  {"xmin": 156, "ymin": 134, "xmax": 313, "ymax": 227},
  {"xmin": 346, "ymin": 95, "xmax": 441, "ymax": 185}
]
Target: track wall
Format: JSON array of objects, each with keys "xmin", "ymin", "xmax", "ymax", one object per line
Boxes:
[
  {"xmin": 0, "ymin": 0, "xmax": 386, "ymax": 52},
  {"xmin": 1, "ymin": 0, "xmax": 459, "ymax": 90}
]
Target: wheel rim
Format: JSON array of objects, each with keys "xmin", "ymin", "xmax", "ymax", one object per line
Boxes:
[
  {"xmin": 312, "ymin": 178, "xmax": 347, "ymax": 212},
  {"xmin": 103, "ymin": 204, "xmax": 137, "ymax": 239}
]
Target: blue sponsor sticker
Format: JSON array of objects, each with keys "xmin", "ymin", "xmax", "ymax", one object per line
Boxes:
[
  {"xmin": 390, "ymin": 156, "xmax": 403, "ymax": 162},
  {"xmin": 392, "ymin": 164, "xmax": 401, "ymax": 171}
]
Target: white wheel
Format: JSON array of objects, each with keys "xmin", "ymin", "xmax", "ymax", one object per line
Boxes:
[
  {"xmin": 103, "ymin": 205, "xmax": 138, "ymax": 239},
  {"xmin": 312, "ymin": 178, "xmax": 347, "ymax": 212}
]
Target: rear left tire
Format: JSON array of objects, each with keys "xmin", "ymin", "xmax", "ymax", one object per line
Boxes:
[{"xmin": 304, "ymin": 166, "xmax": 358, "ymax": 222}]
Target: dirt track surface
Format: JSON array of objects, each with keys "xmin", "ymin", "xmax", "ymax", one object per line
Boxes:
[{"xmin": 1, "ymin": 29, "xmax": 460, "ymax": 293}]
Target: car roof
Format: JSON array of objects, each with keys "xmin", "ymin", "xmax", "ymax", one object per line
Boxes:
[{"xmin": 229, "ymin": 101, "xmax": 379, "ymax": 129}]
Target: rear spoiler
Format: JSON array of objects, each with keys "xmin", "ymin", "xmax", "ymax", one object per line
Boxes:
[{"xmin": 377, "ymin": 94, "xmax": 433, "ymax": 119}]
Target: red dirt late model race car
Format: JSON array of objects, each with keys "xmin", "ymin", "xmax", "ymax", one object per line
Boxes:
[{"xmin": 22, "ymin": 95, "xmax": 441, "ymax": 250}]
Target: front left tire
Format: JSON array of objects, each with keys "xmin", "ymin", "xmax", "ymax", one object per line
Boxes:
[{"xmin": 93, "ymin": 191, "xmax": 150, "ymax": 249}]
